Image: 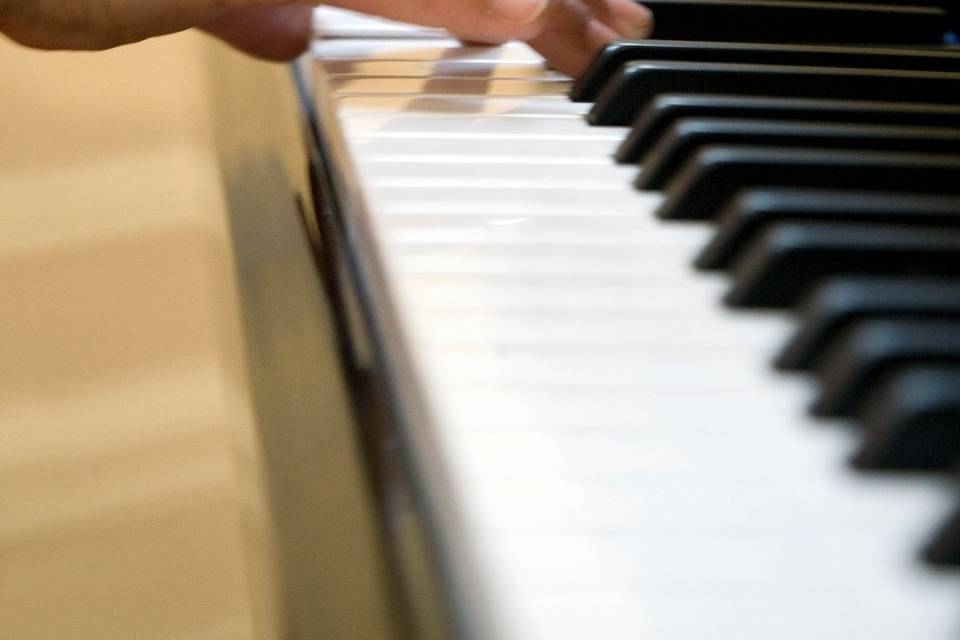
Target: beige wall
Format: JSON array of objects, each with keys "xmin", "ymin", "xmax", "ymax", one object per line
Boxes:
[{"xmin": 0, "ymin": 32, "xmax": 257, "ymax": 640}]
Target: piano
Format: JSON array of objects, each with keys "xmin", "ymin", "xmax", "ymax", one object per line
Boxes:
[{"xmin": 276, "ymin": 2, "xmax": 960, "ymax": 638}]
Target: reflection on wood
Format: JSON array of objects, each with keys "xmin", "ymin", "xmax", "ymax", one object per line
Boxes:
[
  {"xmin": 0, "ymin": 32, "xmax": 252, "ymax": 640},
  {"xmin": 207, "ymin": 40, "xmax": 400, "ymax": 640}
]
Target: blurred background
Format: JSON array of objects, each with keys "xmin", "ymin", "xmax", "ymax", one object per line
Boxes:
[{"xmin": 0, "ymin": 31, "xmax": 258, "ymax": 640}]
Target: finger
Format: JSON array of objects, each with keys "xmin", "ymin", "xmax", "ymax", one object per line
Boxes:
[
  {"xmin": 582, "ymin": 0, "xmax": 653, "ymax": 39},
  {"xmin": 202, "ymin": 3, "xmax": 313, "ymax": 61},
  {"xmin": 524, "ymin": 0, "xmax": 618, "ymax": 77}
]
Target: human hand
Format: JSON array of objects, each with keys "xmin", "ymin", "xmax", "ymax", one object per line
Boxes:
[{"xmin": 0, "ymin": 0, "xmax": 651, "ymax": 76}]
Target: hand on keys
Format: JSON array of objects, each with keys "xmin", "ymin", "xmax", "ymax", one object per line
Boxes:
[{"xmin": 0, "ymin": 0, "xmax": 651, "ymax": 76}]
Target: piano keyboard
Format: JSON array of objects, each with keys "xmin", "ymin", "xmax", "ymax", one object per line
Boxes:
[{"xmin": 308, "ymin": 5, "xmax": 960, "ymax": 638}]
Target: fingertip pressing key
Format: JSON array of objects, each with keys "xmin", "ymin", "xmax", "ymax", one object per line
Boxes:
[{"xmin": 526, "ymin": 0, "xmax": 651, "ymax": 78}]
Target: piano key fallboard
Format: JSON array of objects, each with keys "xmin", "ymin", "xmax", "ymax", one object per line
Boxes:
[{"xmin": 307, "ymin": 4, "xmax": 960, "ymax": 639}]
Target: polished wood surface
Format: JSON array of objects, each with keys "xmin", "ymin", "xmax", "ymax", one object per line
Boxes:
[
  {"xmin": 0, "ymin": 32, "xmax": 257, "ymax": 640},
  {"xmin": 207, "ymin": 41, "xmax": 400, "ymax": 640}
]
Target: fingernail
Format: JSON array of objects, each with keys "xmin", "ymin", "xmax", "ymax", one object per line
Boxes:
[
  {"xmin": 611, "ymin": 0, "xmax": 653, "ymax": 38},
  {"xmin": 490, "ymin": 0, "xmax": 550, "ymax": 25}
]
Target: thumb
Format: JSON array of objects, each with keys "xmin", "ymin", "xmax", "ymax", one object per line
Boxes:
[
  {"xmin": 202, "ymin": 3, "xmax": 314, "ymax": 61},
  {"xmin": 322, "ymin": 0, "xmax": 551, "ymax": 43}
]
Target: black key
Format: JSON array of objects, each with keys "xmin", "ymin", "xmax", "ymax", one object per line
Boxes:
[
  {"xmin": 617, "ymin": 96, "xmax": 960, "ymax": 164},
  {"xmin": 639, "ymin": 1, "xmax": 947, "ymax": 45},
  {"xmin": 725, "ymin": 222, "xmax": 960, "ymax": 308},
  {"xmin": 811, "ymin": 318, "xmax": 960, "ymax": 417},
  {"xmin": 588, "ymin": 62, "xmax": 960, "ymax": 126},
  {"xmin": 653, "ymin": 146, "xmax": 960, "ymax": 222},
  {"xmin": 572, "ymin": 40, "xmax": 960, "ymax": 102},
  {"xmin": 777, "ymin": 276, "xmax": 960, "ymax": 371},
  {"xmin": 924, "ymin": 506, "xmax": 960, "ymax": 567},
  {"xmin": 853, "ymin": 365, "xmax": 960, "ymax": 470},
  {"xmin": 696, "ymin": 189, "xmax": 960, "ymax": 270},
  {"xmin": 637, "ymin": 120, "xmax": 960, "ymax": 190}
]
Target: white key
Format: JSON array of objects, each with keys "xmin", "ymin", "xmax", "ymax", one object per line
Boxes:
[{"xmin": 312, "ymin": 7, "xmax": 960, "ymax": 640}]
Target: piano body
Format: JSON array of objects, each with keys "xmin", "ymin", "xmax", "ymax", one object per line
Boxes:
[{"xmin": 210, "ymin": 3, "xmax": 960, "ymax": 639}]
